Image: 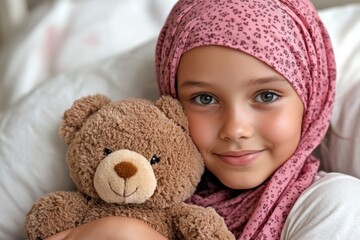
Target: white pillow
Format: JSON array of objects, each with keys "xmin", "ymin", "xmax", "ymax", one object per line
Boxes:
[
  {"xmin": 0, "ymin": 0, "xmax": 177, "ymax": 112},
  {"xmin": 311, "ymin": 0, "xmax": 360, "ymax": 9},
  {"xmin": 0, "ymin": 39, "xmax": 159, "ymax": 240},
  {"xmin": 317, "ymin": 4, "xmax": 360, "ymax": 177}
]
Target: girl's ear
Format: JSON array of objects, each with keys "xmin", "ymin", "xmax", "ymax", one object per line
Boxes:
[
  {"xmin": 59, "ymin": 94, "xmax": 112, "ymax": 144},
  {"xmin": 155, "ymin": 95, "xmax": 189, "ymax": 132}
]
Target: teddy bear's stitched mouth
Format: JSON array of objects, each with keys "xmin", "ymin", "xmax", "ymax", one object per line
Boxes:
[{"xmin": 109, "ymin": 182, "xmax": 138, "ymax": 198}]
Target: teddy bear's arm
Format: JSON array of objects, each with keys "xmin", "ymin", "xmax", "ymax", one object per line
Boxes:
[
  {"xmin": 25, "ymin": 191, "xmax": 90, "ymax": 240},
  {"xmin": 171, "ymin": 203, "xmax": 235, "ymax": 240}
]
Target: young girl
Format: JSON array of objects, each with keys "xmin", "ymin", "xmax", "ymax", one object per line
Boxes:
[{"xmin": 47, "ymin": 0, "xmax": 360, "ymax": 239}]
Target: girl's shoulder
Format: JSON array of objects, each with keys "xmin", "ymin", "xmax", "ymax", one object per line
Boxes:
[{"xmin": 281, "ymin": 172, "xmax": 360, "ymax": 240}]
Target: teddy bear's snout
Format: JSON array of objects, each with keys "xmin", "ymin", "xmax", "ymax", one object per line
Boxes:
[
  {"xmin": 94, "ymin": 149, "xmax": 157, "ymax": 204},
  {"xmin": 114, "ymin": 161, "xmax": 138, "ymax": 179}
]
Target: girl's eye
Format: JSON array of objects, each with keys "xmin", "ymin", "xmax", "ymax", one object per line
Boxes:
[
  {"xmin": 104, "ymin": 148, "xmax": 112, "ymax": 156},
  {"xmin": 254, "ymin": 91, "xmax": 279, "ymax": 103},
  {"xmin": 193, "ymin": 94, "xmax": 217, "ymax": 105},
  {"xmin": 150, "ymin": 155, "xmax": 160, "ymax": 165}
]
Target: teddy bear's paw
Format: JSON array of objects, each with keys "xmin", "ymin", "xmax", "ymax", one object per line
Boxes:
[
  {"xmin": 211, "ymin": 228, "xmax": 236, "ymax": 240},
  {"xmin": 172, "ymin": 204, "xmax": 235, "ymax": 239},
  {"xmin": 25, "ymin": 191, "xmax": 88, "ymax": 239}
]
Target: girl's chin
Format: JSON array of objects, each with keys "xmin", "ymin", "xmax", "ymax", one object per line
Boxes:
[{"xmin": 217, "ymin": 174, "xmax": 267, "ymax": 190}]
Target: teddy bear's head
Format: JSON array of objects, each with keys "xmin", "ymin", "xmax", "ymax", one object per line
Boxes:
[{"xmin": 58, "ymin": 95, "xmax": 204, "ymax": 208}]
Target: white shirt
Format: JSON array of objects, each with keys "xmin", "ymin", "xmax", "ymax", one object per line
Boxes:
[{"xmin": 281, "ymin": 172, "xmax": 360, "ymax": 240}]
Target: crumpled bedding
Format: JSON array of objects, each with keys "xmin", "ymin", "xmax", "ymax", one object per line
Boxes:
[{"xmin": 0, "ymin": 0, "xmax": 176, "ymax": 112}]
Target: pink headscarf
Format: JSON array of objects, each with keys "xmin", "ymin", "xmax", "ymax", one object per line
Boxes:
[{"xmin": 156, "ymin": 0, "xmax": 336, "ymax": 239}]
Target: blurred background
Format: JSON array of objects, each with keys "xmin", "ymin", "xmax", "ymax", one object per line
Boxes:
[
  {"xmin": 0, "ymin": 0, "xmax": 177, "ymax": 111},
  {"xmin": 1, "ymin": 0, "xmax": 360, "ymax": 49},
  {"xmin": 0, "ymin": 0, "xmax": 42, "ymax": 48}
]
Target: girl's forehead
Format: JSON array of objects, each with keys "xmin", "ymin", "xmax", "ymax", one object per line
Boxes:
[
  {"xmin": 178, "ymin": 45, "xmax": 286, "ymax": 80},
  {"xmin": 177, "ymin": 45, "xmax": 296, "ymax": 94}
]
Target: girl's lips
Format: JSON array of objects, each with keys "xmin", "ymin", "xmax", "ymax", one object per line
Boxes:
[{"xmin": 214, "ymin": 150, "xmax": 264, "ymax": 167}]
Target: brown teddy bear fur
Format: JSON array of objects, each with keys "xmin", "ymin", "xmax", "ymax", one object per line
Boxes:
[{"xmin": 25, "ymin": 95, "xmax": 234, "ymax": 240}]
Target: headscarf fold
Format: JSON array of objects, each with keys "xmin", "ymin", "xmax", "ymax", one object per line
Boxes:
[{"xmin": 156, "ymin": 0, "xmax": 336, "ymax": 239}]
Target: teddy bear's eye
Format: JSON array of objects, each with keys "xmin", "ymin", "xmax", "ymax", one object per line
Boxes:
[
  {"xmin": 150, "ymin": 155, "xmax": 160, "ymax": 165},
  {"xmin": 104, "ymin": 148, "xmax": 112, "ymax": 156}
]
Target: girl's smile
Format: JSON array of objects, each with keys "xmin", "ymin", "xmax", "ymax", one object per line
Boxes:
[
  {"xmin": 177, "ymin": 45, "xmax": 304, "ymax": 190},
  {"xmin": 214, "ymin": 149, "xmax": 265, "ymax": 167}
]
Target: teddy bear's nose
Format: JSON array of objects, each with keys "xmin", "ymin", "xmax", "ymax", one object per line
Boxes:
[{"xmin": 114, "ymin": 161, "xmax": 138, "ymax": 179}]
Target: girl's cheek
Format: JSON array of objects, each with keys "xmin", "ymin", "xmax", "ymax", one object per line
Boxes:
[
  {"xmin": 188, "ymin": 115, "xmax": 205, "ymax": 140},
  {"xmin": 187, "ymin": 113, "xmax": 214, "ymax": 151},
  {"xmin": 260, "ymin": 108, "xmax": 302, "ymax": 146}
]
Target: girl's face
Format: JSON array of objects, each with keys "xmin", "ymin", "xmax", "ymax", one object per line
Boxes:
[{"xmin": 177, "ymin": 46, "xmax": 304, "ymax": 189}]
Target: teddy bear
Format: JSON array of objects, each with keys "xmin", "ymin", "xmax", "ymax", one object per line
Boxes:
[{"xmin": 25, "ymin": 94, "xmax": 234, "ymax": 240}]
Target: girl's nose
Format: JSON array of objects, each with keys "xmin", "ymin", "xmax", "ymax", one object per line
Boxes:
[{"xmin": 219, "ymin": 107, "xmax": 254, "ymax": 141}]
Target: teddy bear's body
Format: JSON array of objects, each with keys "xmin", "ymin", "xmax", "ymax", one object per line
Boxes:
[
  {"xmin": 27, "ymin": 191, "xmax": 228, "ymax": 239},
  {"xmin": 25, "ymin": 95, "xmax": 234, "ymax": 239}
]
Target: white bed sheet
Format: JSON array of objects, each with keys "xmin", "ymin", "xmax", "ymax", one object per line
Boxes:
[{"xmin": 0, "ymin": 0, "xmax": 176, "ymax": 112}]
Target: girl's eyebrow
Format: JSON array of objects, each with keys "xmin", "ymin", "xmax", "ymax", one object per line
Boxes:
[
  {"xmin": 249, "ymin": 76, "xmax": 289, "ymax": 86},
  {"xmin": 179, "ymin": 76, "xmax": 289, "ymax": 88},
  {"xmin": 178, "ymin": 80, "xmax": 213, "ymax": 88}
]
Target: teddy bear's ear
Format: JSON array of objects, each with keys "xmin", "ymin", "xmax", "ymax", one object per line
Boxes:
[
  {"xmin": 154, "ymin": 96, "xmax": 189, "ymax": 132},
  {"xmin": 59, "ymin": 94, "xmax": 112, "ymax": 144}
]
